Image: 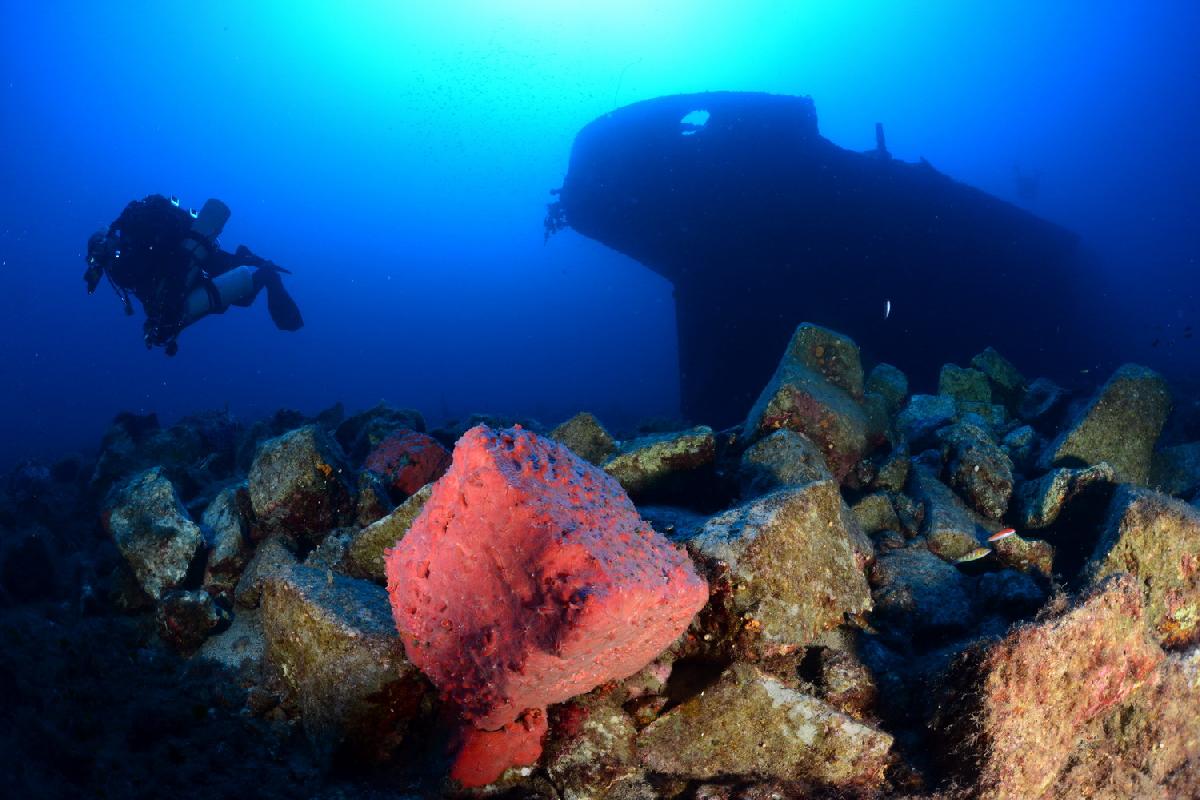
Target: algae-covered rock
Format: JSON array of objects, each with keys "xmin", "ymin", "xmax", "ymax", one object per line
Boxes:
[
  {"xmin": 1151, "ymin": 442, "xmax": 1200, "ymax": 498},
  {"xmin": 1000, "ymin": 423, "xmax": 1037, "ymax": 468},
  {"xmin": 261, "ymin": 565, "xmax": 432, "ymax": 766},
  {"xmin": 603, "ymin": 426, "xmax": 715, "ymax": 498},
  {"xmin": 156, "ymin": 589, "xmax": 231, "ymax": 654},
  {"xmin": 743, "ymin": 327, "xmax": 875, "ymax": 481},
  {"xmin": 1039, "ymin": 363, "xmax": 1171, "ymax": 484},
  {"xmin": 990, "ymin": 532, "xmax": 1055, "ymax": 578},
  {"xmin": 103, "ymin": 466, "xmax": 204, "ymax": 601},
  {"xmin": 937, "ymin": 421, "xmax": 1014, "ymax": 520},
  {"xmin": 865, "ymin": 363, "xmax": 908, "ymax": 414},
  {"xmin": 736, "ymin": 429, "xmax": 832, "ymax": 498},
  {"xmin": 248, "ymin": 425, "xmax": 354, "ymax": 539},
  {"xmin": 344, "ymin": 483, "xmax": 432, "ymax": 582},
  {"xmin": 1086, "ymin": 487, "xmax": 1200, "ymax": 648},
  {"xmin": 200, "ymin": 482, "xmax": 252, "ymax": 601},
  {"xmin": 938, "ymin": 364, "xmax": 992, "ymax": 405},
  {"xmin": 637, "ymin": 663, "xmax": 893, "ymax": 789},
  {"xmin": 851, "ymin": 492, "xmax": 901, "ymax": 536},
  {"xmin": 907, "ymin": 464, "xmax": 987, "ymax": 561},
  {"xmin": 933, "ymin": 574, "xmax": 1164, "ymax": 800},
  {"xmin": 544, "ymin": 691, "xmax": 643, "ymax": 800},
  {"xmin": 550, "ymin": 412, "xmax": 618, "ymax": 465},
  {"xmin": 970, "ymin": 346, "xmax": 1025, "ymax": 412},
  {"xmin": 354, "ymin": 469, "xmax": 392, "ymax": 527},
  {"xmin": 690, "ymin": 482, "xmax": 872, "ymax": 655},
  {"xmin": 872, "ymin": 445, "xmax": 910, "ymax": 493},
  {"xmin": 234, "ymin": 535, "xmax": 299, "ymax": 609},
  {"xmin": 1013, "ymin": 462, "xmax": 1117, "ymax": 529}
]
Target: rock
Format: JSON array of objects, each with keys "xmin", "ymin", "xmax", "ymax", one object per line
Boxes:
[
  {"xmin": 691, "ymin": 482, "xmax": 873, "ymax": 655},
  {"xmin": 974, "ymin": 569, "xmax": 1048, "ymax": 619},
  {"xmin": 234, "ymin": 536, "xmax": 298, "ymax": 609},
  {"xmin": 869, "ymin": 545, "xmax": 974, "ymax": 641},
  {"xmin": 1087, "ymin": 487, "xmax": 1200, "ymax": 648},
  {"xmin": 200, "ymin": 483, "xmax": 252, "ymax": 601},
  {"xmin": 637, "ymin": 663, "xmax": 893, "ymax": 789},
  {"xmin": 1013, "ymin": 462, "xmax": 1117, "ymax": 529},
  {"xmin": 851, "ymin": 492, "xmax": 901, "ymax": 535},
  {"xmin": 1048, "ymin": 644, "xmax": 1200, "ymax": 798},
  {"xmin": 1000, "ymin": 424, "xmax": 1037, "ymax": 468},
  {"xmin": 736, "ymin": 429, "xmax": 832, "ymax": 499},
  {"xmin": 385, "ymin": 425, "xmax": 707, "ymax": 734},
  {"xmin": 990, "ymin": 532, "xmax": 1055, "ymax": 578},
  {"xmin": 970, "ymin": 347, "xmax": 1025, "ymax": 412},
  {"xmin": 1018, "ymin": 377, "xmax": 1069, "ymax": 429},
  {"xmin": 907, "ymin": 464, "xmax": 988, "ymax": 561},
  {"xmin": 549, "ymin": 412, "xmax": 618, "ymax": 465},
  {"xmin": 804, "ymin": 645, "xmax": 880, "ymax": 721},
  {"xmin": 102, "ymin": 467, "xmax": 204, "ymax": 601},
  {"xmin": 544, "ymin": 692, "xmax": 642, "ymax": 800},
  {"xmin": 156, "ymin": 589, "xmax": 230, "ymax": 654},
  {"xmin": 865, "ymin": 363, "xmax": 908, "ymax": 414},
  {"xmin": 248, "ymin": 425, "xmax": 354, "ymax": 539},
  {"xmin": 636, "ymin": 505, "xmax": 707, "ymax": 543},
  {"xmin": 933, "ymin": 574, "xmax": 1164, "ymax": 799},
  {"xmin": 937, "ymin": 421, "xmax": 1014, "ymax": 520},
  {"xmin": 345, "ymin": 483, "xmax": 432, "ymax": 582},
  {"xmin": 198, "ymin": 607, "xmax": 266, "ymax": 674},
  {"xmin": 744, "ymin": 326, "xmax": 876, "ymax": 481},
  {"xmin": 1039, "ymin": 363, "xmax": 1172, "ymax": 484},
  {"xmin": 334, "ymin": 403, "xmax": 426, "ymax": 463},
  {"xmin": 0, "ymin": 526, "xmax": 57, "ymax": 603},
  {"xmin": 354, "ymin": 469, "xmax": 392, "ymax": 527},
  {"xmin": 938, "ymin": 364, "xmax": 992, "ymax": 406},
  {"xmin": 1151, "ymin": 442, "xmax": 1200, "ymax": 498},
  {"xmin": 890, "ymin": 492, "xmax": 924, "ymax": 538},
  {"xmin": 364, "ymin": 428, "xmax": 451, "ymax": 499},
  {"xmin": 602, "ymin": 426, "xmax": 716, "ymax": 500},
  {"xmin": 871, "ymin": 446, "xmax": 910, "ymax": 493},
  {"xmin": 895, "ymin": 394, "xmax": 956, "ymax": 448},
  {"xmin": 302, "ymin": 528, "xmax": 352, "ymax": 572},
  {"xmin": 261, "ymin": 564, "xmax": 432, "ymax": 766}
]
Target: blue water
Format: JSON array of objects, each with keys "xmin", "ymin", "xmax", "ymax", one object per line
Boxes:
[{"xmin": 2, "ymin": 2, "xmax": 1197, "ymax": 468}]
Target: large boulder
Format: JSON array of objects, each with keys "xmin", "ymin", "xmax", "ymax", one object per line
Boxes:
[
  {"xmin": 937, "ymin": 421, "xmax": 1014, "ymax": 520},
  {"xmin": 1086, "ymin": 487, "xmax": 1200, "ymax": 648},
  {"xmin": 261, "ymin": 565, "xmax": 432, "ymax": 766},
  {"xmin": 933, "ymin": 574, "xmax": 1164, "ymax": 799},
  {"xmin": 690, "ymin": 481, "xmax": 873, "ymax": 655},
  {"xmin": 736, "ymin": 429, "xmax": 832, "ymax": 499},
  {"xmin": 156, "ymin": 589, "xmax": 230, "ymax": 654},
  {"xmin": 384, "ymin": 425, "xmax": 707, "ymax": 735},
  {"xmin": 363, "ymin": 429, "xmax": 451, "ymax": 499},
  {"xmin": 1039, "ymin": 363, "xmax": 1171, "ymax": 484},
  {"xmin": 864, "ymin": 363, "xmax": 908, "ymax": 415},
  {"xmin": 102, "ymin": 467, "xmax": 204, "ymax": 601},
  {"xmin": 1013, "ymin": 462, "xmax": 1117, "ymax": 529},
  {"xmin": 248, "ymin": 425, "xmax": 354, "ymax": 539},
  {"xmin": 345, "ymin": 483, "xmax": 432, "ymax": 582},
  {"xmin": 907, "ymin": 464, "xmax": 988, "ymax": 561},
  {"xmin": 637, "ymin": 663, "xmax": 893, "ymax": 790},
  {"xmin": 549, "ymin": 412, "xmax": 617, "ymax": 465},
  {"xmin": 602, "ymin": 426, "xmax": 716, "ymax": 500},
  {"xmin": 743, "ymin": 325, "xmax": 876, "ymax": 481}
]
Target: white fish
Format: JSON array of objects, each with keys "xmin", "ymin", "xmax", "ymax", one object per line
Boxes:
[{"xmin": 884, "ymin": 299, "xmax": 892, "ymax": 319}]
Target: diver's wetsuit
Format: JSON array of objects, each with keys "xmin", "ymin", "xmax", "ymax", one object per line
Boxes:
[{"xmin": 86, "ymin": 194, "xmax": 302, "ymax": 354}]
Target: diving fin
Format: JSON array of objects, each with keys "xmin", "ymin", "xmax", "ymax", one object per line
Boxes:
[{"xmin": 257, "ymin": 269, "xmax": 304, "ymax": 331}]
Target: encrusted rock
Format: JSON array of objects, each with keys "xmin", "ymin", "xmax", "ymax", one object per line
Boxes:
[
  {"xmin": 200, "ymin": 483, "xmax": 252, "ymax": 601},
  {"xmin": 933, "ymin": 574, "xmax": 1164, "ymax": 799},
  {"xmin": 1013, "ymin": 462, "xmax": 1117, "ymax": 529},
  {"xmin": 364, "ymin": 428, "xmax": 451, "ymax": 498},
  {"xmin": 354, "ymin": 469, "xmax": 393, "ymax": 527},
  {"xmin": 550, "ymin": 412, "xmax": 618, "ymax": 465},
  {"xmin": 805, "ymin": 645, "xmax": 880, "ymax": 721},
  {"xmin": 544, "ymin": 691, "xmax": 642, "ymax": 800},
  {"xmin": 851, "ymin": 492, "xmax": 901, "ymax": 535},
  {"xmin": 938, "ymin": 364, "xmax": 992, "ymax": 405},
  {"xmin": 102, "ymin": 467, "xmax": 204, "ymax": 601},
  {"xmin": 743, "ymin": 326, "xmax": 876, "ymax": 481},
  {"xmin": 248, "ymin": 425, "xmax": 354, "ymax": 539},
  {"xmin": 334, "ymin": 403, "xmax": 426, "ymax": 463},
  {"xmin": 871, "ymin": 445, "xmax": 910, "ymax": 494},
  {"xmin": 261, "ymin": 565, "xmax": 432, "ymax": 766},
  {"xmin": 896, "ymin": 394, "xmax": 956, "ymax": 448},
  {"xmin": 1000, "ymin": 423, "xmax": 1037, "ymax": 468},
  {"xmin": 345, "ymin": 483, "xmax": 432, "ymax": 582},
  {"xmin": 1086, "ymin": 487, "xmax": 1200, "ymax": 648},
  {"xmin": 970, "ymin": 347, "xmax": 1025, "ymax": 412},
  {"xmin": 991, "ymin": 532, "xmax": 1055, "ymax": 578},
  {"xmin": 1039, "ymin": 363, "xmax": 1171, "ymax": 484},
  {"xmin": 603, "ymin": 426, "xmax": 716, "ymax": 499},
  {"xmin": 1151, "ymin": 442, "xmax": 1200, "ymax": 498},
  {"xmin": 234, "ymin": 535, "xmax": 298, "ymax": 609},
  {"xmin": 691, "ymin": 482, "xmax": 873, "ymax": 655},
  {"xmin": 386, "ymin": 425, "xmax": 707, "ymax": 735},
  {"xmin": 865, "ymin": 363, "xmax": 908, "ymax": 415},
  {"xmin": 736, "ymin": 429, "xmax": 832, "ymax": 499},
  {"xmin": 637, "ymin": 663, "xmax": 893, "ymax": 789},
  {"xmin": 869, "ymin": 545, "xmax": 974, "ymax": 641},
  {"xmin": 156, "ymin": 589, "xmax": 230, "ymax": 654},
  {"xmin": 937, "ymin": 421, "xmax": 1014, "ymax": 520},
  {"xmin": 907, "ymin": 464, "xmax": 987, "ymax": 561}
]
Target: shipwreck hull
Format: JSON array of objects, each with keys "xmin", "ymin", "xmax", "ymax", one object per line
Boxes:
[{"xmin": 553, "ymin": 91, "xmax": 1083, "ymax": 426}]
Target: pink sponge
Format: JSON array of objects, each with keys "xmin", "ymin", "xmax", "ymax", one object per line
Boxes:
[
  {"xmin": 365, "ymin": 429, "xmax": 451, "ymax": 496},
  {"xmin": 385, "ymin": 425, "xmax": 707, "ymax": 736}
]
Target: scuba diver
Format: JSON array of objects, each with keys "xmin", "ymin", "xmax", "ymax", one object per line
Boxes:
[{"xmin": 84, "ymin": 194, "xmax": 303, "ymax": 356}]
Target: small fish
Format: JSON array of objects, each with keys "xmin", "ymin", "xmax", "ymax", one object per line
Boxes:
[
  {"xmin": 988, "ymin": 528, "xmax": 1016, "ymax": 543},
  {"xmin": 884, "ymin": 299, "xmax": 892, "ymax": 319},
  {"xmin": 957, "ymin": 547, "xmax": 992, "ymax": 562}
]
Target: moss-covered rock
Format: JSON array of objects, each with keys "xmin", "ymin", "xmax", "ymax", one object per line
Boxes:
[
  {"xmin": 248, "ymin": 425, "xmax": 354, "ymax": 539},
  {"xmin": 636, "ymin": 663, "xmax": 893, "ymax": 789},
  {"xmin": 991, "ymin": 532, "xmax": 1055, "ymax": 578},
  {"xmin": 851, "ymin": 492, "xmax": 901, "ymax": 536},
  {"xmin": 937, "ymin": 421, "xmax": 1014, "ymax": 520},
  {"xmin": 344, "ymin": 483, "xmax": 432, "ymax": 582},
  {"xmin": 156, "ymin": 589, "xmax": 230, "ymax": 655},
  {"xmin": 1086, "ymin": 487, "xmax": 1200, "ymax": 649},
  {"xmin": 260, "ymin": 565, "xmax": 432, "ymax": 767},
  {"xmin": 690, "ymin": 482, "xmax": 872, "ymax": 656},
  {"xmin": 334, "ymin": 403, "xmax": 425, "ymax": 463},
  {"xmin": 907, "ymin": 464, "xmax": 988, "ymax": 561},
  {"xmin": 1039, "ymin": 363, "xmax": 1171, "ymax": 484},
  {"xmin": 549, "ymin": 412, "xmax": 618, "ymax": 465},
  {"xmin": 200, "ymin": 482, "xmax": 252, "ymax": 602},
  {"xmin": 544, "ymin": 690, "xmax": 643, "ymax": 800},
  {"xmin": 234, "ymin": 535, "xmax": 298, "ymax": 609},
  {"xmin": 779, "ymin": 323, "xmax": 865, "ymax": 400},
  {"xmin": 736, "ymin": 429, "xmax": 832, "ymax": 498},
  {"xmin": 603, "ymin": 426, "xmax": 715, "ymax": 498}
]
